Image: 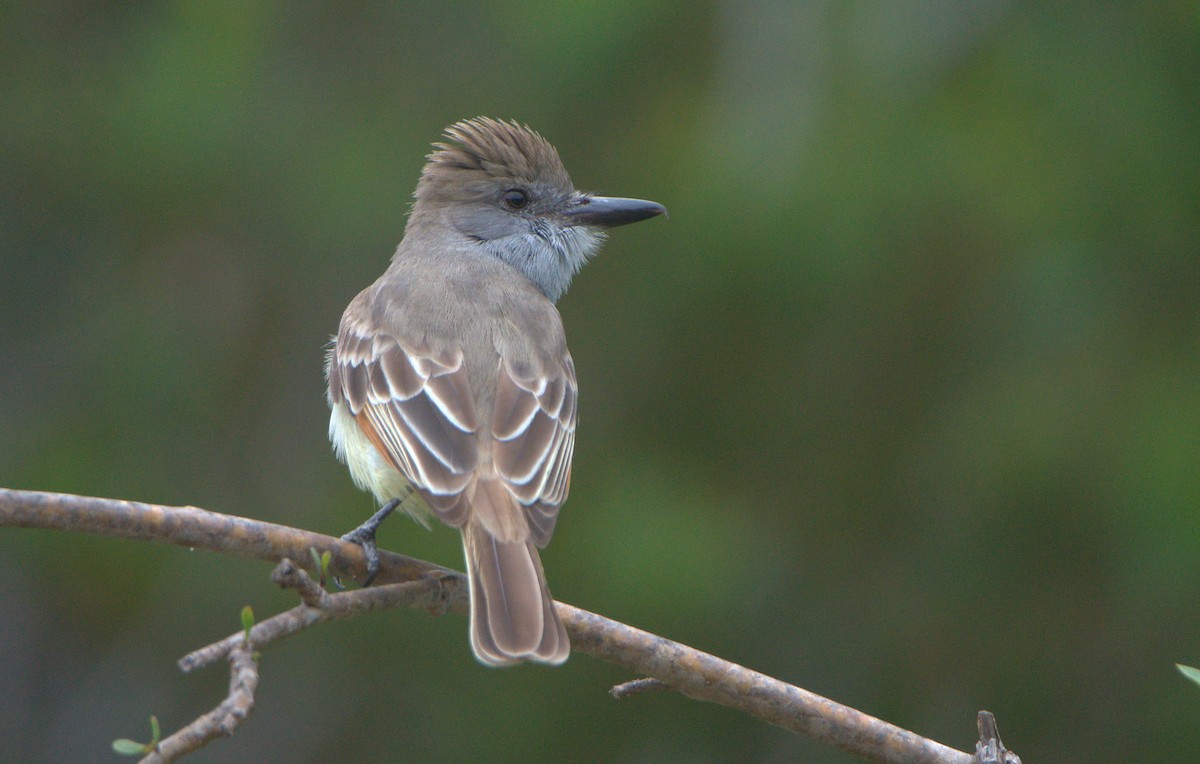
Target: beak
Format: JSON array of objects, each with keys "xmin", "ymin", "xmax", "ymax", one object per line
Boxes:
[{"xmin": 563, "ymin": 195, "xmax": 667, "ymax": 228}]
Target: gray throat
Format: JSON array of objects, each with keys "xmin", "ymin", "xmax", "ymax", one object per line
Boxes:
[{"xmin": 476, "ymin": 223, "xmax": 605, "ymax": 304}]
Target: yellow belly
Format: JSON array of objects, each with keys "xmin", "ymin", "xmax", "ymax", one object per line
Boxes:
[{"xmin": 328, "ymin": 401, "xmax": 434, "ymax": 528}]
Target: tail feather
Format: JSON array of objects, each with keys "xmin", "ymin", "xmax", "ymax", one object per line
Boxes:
[{"xmin": 463, "ymin": 481, "xmax": 569, "ymax": 666}]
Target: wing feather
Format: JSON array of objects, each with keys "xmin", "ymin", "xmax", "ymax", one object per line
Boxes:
[
  {"xmin": 492, "ymin": 356, "xmax": 577, "ymax": 547},
  {"xmin": 331, "ymin": 313, "xmax": 577, "ymax": 544},
  {"xmin": 332, "ymin": 319, "xmax": 478, "ymax": 525}
]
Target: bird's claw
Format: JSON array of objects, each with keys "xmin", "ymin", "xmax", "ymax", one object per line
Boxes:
[{"xmin": 335, "ymin": 499, "xmax": 400, "ymax": 588}]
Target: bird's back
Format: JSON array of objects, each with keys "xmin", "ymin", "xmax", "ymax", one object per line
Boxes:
[{"xmin": 361, "ymin": 240, "xmax": 571, "ymax": 423}]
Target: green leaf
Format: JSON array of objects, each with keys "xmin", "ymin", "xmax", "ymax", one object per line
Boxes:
[
  {"xmin": 1177, "ymin": 664, "xmax": 1200, "ymax": 687},
  {"xmin": 309, "ymin": 547, "xmax": 332, "ymax": 586},
  {"xmin": 112, "ymin": 715, "xmax": 160, "ymax": 755},
  {"xmin": 241, "ymin": 605, "xmax": 254, "ymax": 641},
  {"xmin": 111, "ymin": 739, "xmax": 147, "ymax": 756}
]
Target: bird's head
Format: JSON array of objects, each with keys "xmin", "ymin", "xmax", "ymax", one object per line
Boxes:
[{"xmin": 410, "ymin": 117, "xmax": 665, "ymax": 302}]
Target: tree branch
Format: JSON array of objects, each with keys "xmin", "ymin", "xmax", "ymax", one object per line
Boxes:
[
  {"xmin": 136, "ymin": 561, "xmax": 455, "ymax": 763},
  {"xmin": 1, "ymin": 488, "xmax": 992, "ymax": 764},
  {"xmin": 141, "ymin": 639, "xmax": 258, "ymax": 764},
  {"xmin": 0, "ymin": 487, "xmax": 448, "ymax": 587},
  {"xmin": 178, "ymin": 562, "xmax": 453, "ymax": 675}
]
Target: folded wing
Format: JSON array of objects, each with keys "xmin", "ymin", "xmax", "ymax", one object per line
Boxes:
[
  {"xmin": 491, "ymin": 356, "xmax": 577, "ymax": 546},
  {"xmin": 330, "ymin": 319, "xmax": 479, "ymax": 526}
]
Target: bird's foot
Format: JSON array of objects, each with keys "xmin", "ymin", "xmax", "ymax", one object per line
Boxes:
[{"xmin": 336, "ymin": 499, "xmax": 400, "ymax": 588}]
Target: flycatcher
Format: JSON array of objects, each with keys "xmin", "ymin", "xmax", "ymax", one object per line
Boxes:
[{"xmin": 326, "ymin": 117, "xmax": 665, "ymax": 666}]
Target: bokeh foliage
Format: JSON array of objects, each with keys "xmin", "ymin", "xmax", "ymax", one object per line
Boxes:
[{"xmin": 2, "ymin": 2, "xmax": 1198, "ymax": 761}]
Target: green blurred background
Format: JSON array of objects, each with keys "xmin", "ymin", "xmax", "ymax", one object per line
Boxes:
[{"xmin": 2, "ymin": 2, "xmax": 1199, "ymax": 761}]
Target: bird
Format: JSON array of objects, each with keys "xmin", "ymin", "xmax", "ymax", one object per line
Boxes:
[{"xmin": 325, "ymin": 117, "xmax": 665, "ymax": 666}]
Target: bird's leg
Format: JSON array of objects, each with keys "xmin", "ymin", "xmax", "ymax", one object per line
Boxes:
[{"xmin": 337, "ymin": 498, "xmax": 400, "ymax": 588}]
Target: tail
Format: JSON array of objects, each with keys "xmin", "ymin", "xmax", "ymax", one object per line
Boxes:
[{"xmin": 462, "ymin": 480, "xmax": 569, "ymax": 666}]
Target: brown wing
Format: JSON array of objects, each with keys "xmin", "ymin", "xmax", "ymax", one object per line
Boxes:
[
  {"xmin": 329, "ymin": 318, "xmax": 479, "ymax": 526},
  {"xmin": 490, "ymin": 355, "xmax": 577, "ymax": 547}
]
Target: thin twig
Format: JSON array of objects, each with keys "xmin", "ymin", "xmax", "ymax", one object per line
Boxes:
[
  {"xmin": 1, "ymin": 488, "xmax": 987, "ymax": 764},
  {"xmin": 141, "ymin": 639, "xmax": 259, "ymax": 763},
  {"xmin": 179, "ymin": 561, "xmax": 454, "ymax": 674},
  {"xmin": 154, "ymin": 562, "xmax": 456, "ymax": 762},
  {"xmin": 611, "ymin": 677, "xmax": 673, "ymax": 698},
  {"xmin": 976, "ymin": 711, "xmax": 1021, "ymax": 764}
]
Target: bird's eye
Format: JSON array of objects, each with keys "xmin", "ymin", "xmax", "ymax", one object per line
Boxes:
[{"xmin": 502, "ymin": 188, "xmax": 530, "ymax": 210}]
